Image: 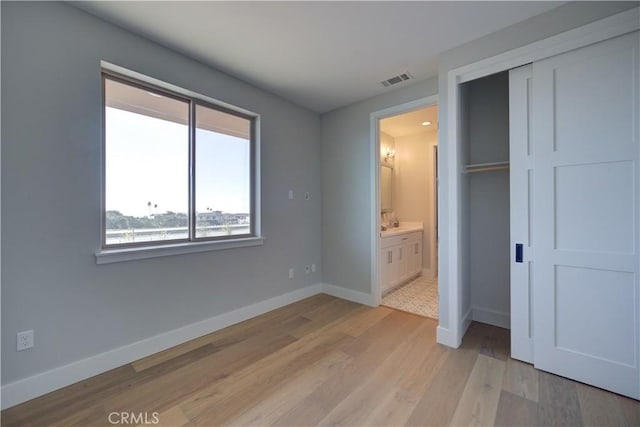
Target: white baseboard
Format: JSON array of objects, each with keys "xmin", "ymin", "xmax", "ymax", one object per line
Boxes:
[
  {"xmin": 471, "ymin": 306, "xmax": 511, "ymax": 329},
  {"xmin": 462, "ymin": 307, "xmax": 473, "ymax": 337},
  {"xmin": 1, "ymin": 283, "xmax": 324, "ymax": 410},
  {"xmin": 321, "ymin": 283, "xmax": 376, "ymax": 307},
  {"xmin": 436, "ymin": 326, "xmax": 460, "ymax": 348},
  {"xmin": 437, "ymin": 307, "xmax": 509, "ymax": 349},
  {"xmin": 437, "ymin": 307, "xmax": 471, "ymax": 349}
]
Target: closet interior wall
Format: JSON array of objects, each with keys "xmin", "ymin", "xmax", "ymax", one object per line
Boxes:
[{"xmin": 462, "ymin": 71, "xmax": 511, "ymax": 329}]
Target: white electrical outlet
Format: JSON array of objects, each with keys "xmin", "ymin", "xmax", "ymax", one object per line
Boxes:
[
  {"xmin": 17, "ymin": 330, "xmax": 34, "ymax": 351},
  {"xmin": 288, "ymin": 190, "xmax": 294, "ymax": 200},
  {"xmin": 288, "ymin": 268, "xmax": 294, "ymax": 279},
  {"xmin": 311, "ymin": 263, "xmax": 316, "ymax": 273},
  {"xmin": 304, "ymin": 265, "xmax": 311, "ymax": 274}
]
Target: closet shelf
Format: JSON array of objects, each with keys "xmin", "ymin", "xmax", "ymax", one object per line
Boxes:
[{"xmin": 464, "ymin": 161, "xmax": 509, "ymax": 174}]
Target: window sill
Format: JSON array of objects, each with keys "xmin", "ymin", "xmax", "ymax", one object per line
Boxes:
[{"xmin": 95, "ymin": 237, "xmax": 265, "ymax": 264}]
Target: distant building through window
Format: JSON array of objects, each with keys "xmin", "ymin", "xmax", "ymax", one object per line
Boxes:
[{"xmin": 102, "ymin": 72, "xmax": 256, "ymax": 248}]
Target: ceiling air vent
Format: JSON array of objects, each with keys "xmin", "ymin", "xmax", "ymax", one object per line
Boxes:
[{"xmin": 381, "ymin": 72, "xmax": 413, "ymax": 87}]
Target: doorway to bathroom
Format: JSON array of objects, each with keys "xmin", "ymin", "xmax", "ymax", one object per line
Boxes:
[{"xmin": 373, "ymin": 100, "xmax": 438, "ymax": 320}]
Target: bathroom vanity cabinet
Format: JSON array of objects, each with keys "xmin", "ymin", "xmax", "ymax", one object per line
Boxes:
[{"xmin": 380, "ymin": 227, "xmax": 423, "ymax": 294}]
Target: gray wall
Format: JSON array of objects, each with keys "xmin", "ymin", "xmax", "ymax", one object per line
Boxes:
[
  {"xmin": 392, "ymin": 130, "xmax": 438, "ymax": 275},
  {"xmin": 464, "ymin": 72, "xmax": 510, "ymax": 319},
  {"xmin": 321, "ymin": 78, "xmax": 439, "ymax": 294},
  {"xmin": 436, "ymin": 1, "xmax": 636, "ymax": 336},
  {"xmin": 1, "ymin": 2, "xmax": 322, "ymax": 384}
]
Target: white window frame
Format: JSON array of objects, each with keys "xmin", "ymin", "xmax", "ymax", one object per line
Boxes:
[{"xmin": 96, "ymin": 62, "xmax": 263, "ymax": 264}]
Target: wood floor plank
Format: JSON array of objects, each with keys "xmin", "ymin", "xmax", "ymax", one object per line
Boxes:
[
  {"xmin": 502, "ymin": 358, "xmax": 539, "ymax": 402},
  {"xmin": 617, "ymin": 394, "xmax": 640, "ymax": 426},
  {"xmin": 404, "ymin": 330, "xmax": 483, "ymax": 427},
  {"xmin": 144, "ymin": 405, "xmax": 189, "ymax": 427},
  {"xmin": 576, "ymin": 382, "xmax": 627, "ymax": 427},
  {"xmin": 538, "ymin": 370, "xmax": 583, "ymax": 426},
  {"xmin": 43, "ymin": 343, "xmax": 228, "ymax": 427},
  {"xmin": 473, "ymin": 322, "xmax": 510, "ymax": 361},
  {"xmin": 389, "ymin": 320, "xmax": 443, "ymax": 398},
  {"xmin": 450, "ymin": 354, "xmax": 506, "ymax": 427},
  {"xmin": 494, "ymin": 390, "xmax": 539, "ymax": 426},
  {"xmin": 115, "ymin": 334, "xmax": 296, "ymax": 416},
  {"xmin": 102, "ymin": 316, "xmax": 308, "ymax": 417},
  {"xmin": 225, "ymin": 350, "xmax": 353, "ymax": 426},
  {"xmin": 335, "ymin": 305, "xmax": 393, "ymax": 337},
  {"xmin": 182, "ymin": 331, "xmax": 352, "ymax": 425},
  {"xmin": 339, "ymin": 310, "xmax": 424, "ymax": 358},
  {"xmin": 301, "ymin": 296, "xmax": 359, "ymax": 321},
  {"xmin": 319, "ymin": 321, "xmax": 447, "ymax": 427},
  {"xmin": 366, "ymin": 385, "xmax": 434, "ymax": 427},
  {"xmin": 273, "ymin": 310, "xmax": 425, "ymax": 426},
  {"xmin": 289, "ymin": 297, "xmax": 360, "ymax": 338},
  {"xmin": 3, "ymin": 295, "xmax": 638, "ymax": 427},
  {"xmin": 131, "ymin": 294, "xmax": 333, "ymax": 373},
  {"xmin": 177, "ymin": 302, "xmax": 363, "ymax": 425},
  {"xmin": 49, "ymin": 404, "xmax": 106, "ymax": 427},
  {"xmin": 226, "ymin": 304, "xmax": 395, "ymax": 426},
  {"xmin": 1, "ymin": 364, "xmax": 136, "ymax": 427},
  {"xmin": 131, "ymin": 336, "xmax": 218, "ymax": 373},
  {"xmin": 316, "ymin": 322, "xmax": 433, "ymax": 426},
  {"xmin": 368, "ymin": 359, "xmax": 453, "ymax": 427}
]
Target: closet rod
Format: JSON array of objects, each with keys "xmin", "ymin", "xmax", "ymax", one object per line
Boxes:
[
  {"xmin": 464, "ymin": 160, "xmax": 510, "ymax": 174},
  {"xmin": 465, "ymin": 161, "xmax": 509, "ymax": 168},
  {"xmin": 465, "ymin": 165, "xmax": 510, "ymax": 173}
]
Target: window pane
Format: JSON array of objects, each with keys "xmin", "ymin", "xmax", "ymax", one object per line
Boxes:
[
  {"xmin": 104, "ymin": 78, "xmax": 189, "ymax": 245},
  {"xmin": 195, "ymin": 104, "xmax": 251, "ymax": 238}
]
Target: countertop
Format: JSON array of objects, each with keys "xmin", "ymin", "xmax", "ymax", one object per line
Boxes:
[{"xmin": 380, "ymin": 222, "xmax": 423, "ymax": 238}]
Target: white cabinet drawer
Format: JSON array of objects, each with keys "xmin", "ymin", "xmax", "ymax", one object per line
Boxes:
[{"xmin": 380, "ymin": 230, "xmax": 422, "ymax": 248}]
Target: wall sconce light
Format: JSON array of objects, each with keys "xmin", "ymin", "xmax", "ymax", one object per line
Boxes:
[{"xmin": 383, "ymin": 147, "xmax": 395, "ymax": 162}]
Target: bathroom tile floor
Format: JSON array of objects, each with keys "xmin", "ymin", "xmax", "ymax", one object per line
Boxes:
[{"xmin": 382, "ymin": 275, "xmax": 438, "ymax": 319}]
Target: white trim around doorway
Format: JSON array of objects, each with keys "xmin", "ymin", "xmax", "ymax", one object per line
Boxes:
[{"xmin": 369, "ymin": 95, "xmax": 439, "ymax": 307}]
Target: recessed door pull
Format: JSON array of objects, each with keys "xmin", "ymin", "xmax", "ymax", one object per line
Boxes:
[{"xmin": 515, "ymin": 243, "xmax": 523, "ymax": 263}]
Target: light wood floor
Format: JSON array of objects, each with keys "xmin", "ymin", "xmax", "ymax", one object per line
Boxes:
[{"xmin": 2, "ymin": 294, "xmax": 639, "ymax": 426}]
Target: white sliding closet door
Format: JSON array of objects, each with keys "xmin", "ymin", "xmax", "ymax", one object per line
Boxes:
[
  {"xmin": 533, "ymin": 31, "xmax": 640, "ymax": 398},
  {"xmin": 509, "ymin": 64, "xmax": 534, "ymax": 364}
]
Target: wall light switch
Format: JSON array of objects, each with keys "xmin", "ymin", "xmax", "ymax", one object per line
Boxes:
[{"xmin": 288, "ymin": 190, "xmax": 294, "ymax": 200}]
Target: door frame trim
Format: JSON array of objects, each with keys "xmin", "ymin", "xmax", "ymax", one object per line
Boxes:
[
  {"xmin": 443, "ymin": 7, "xmax": 639, "ymax": 348},
  {"xmin": 370, "ymin": 95, "xmax": 439, "ymax": 306}
]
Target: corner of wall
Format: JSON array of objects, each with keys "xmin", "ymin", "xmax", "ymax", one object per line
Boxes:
[
  {"xmin": 436, "ymin": 325, "xmax": 461, "ymax": 348},
  {"xmin": 471, "ymin": 306, "xmax": 510, "ymax": 329},
  {"xmin": 321, "ymin": 283, "xmax": 376, "ymax": 307}
]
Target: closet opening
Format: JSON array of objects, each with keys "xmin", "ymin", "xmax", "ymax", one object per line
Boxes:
[
  {"xmin": 375, "ymin": 105, "xmax": 439, "ymax": 320},
  {"xmin": 459, "ymin": 70, "xmax": 511, "ymax": 339}
]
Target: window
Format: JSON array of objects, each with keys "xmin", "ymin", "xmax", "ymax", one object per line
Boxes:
[{"xmin": 102, "ymin": 72, "xmax": 257, "ymax": 250}]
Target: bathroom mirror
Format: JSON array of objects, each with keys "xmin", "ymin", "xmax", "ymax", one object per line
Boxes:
[{"xmin": 381, "ymin": 164, "xmax": 393, "ymax": 212}]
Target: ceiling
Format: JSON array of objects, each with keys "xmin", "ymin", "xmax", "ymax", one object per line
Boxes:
[
  {"xmin": 381, "ymin": 105, "xmax": 438, "ymax": 138},
  {"xmin": 73, "ymin": 1, "xmax": 565, "ymax": 113}
]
